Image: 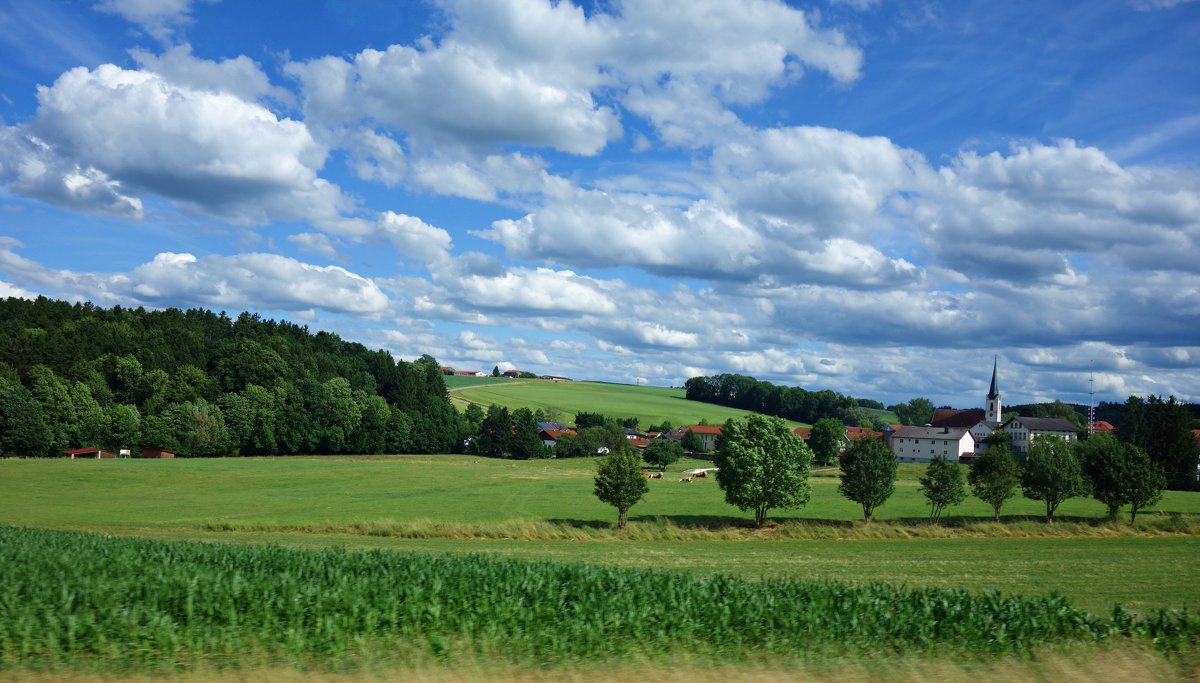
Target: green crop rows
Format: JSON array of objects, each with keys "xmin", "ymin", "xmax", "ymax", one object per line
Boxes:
[{"xmin": 1, "ymin": 527, "xmax": 1196, "ymax": 673}]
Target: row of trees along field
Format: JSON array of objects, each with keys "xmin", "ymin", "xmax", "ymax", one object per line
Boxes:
[
  {"xmin": 0, "ymin": 297, "xmax": 460, "ymax": 456},
  {"xmin": 683, "ymin": 373, "xmax": 882, "ymax": 426},
  {"xmin": 595, "ymin": 415, "xmax": 1173, "ymax": 528}
]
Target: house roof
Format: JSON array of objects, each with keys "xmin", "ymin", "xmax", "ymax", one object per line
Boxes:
[
  {"xmin": 1004, "ymin": 416, "xmax": 1078, "ymax": 433},
  {"xmin": 684, "ymin": 425, "xmax": 723, "ymax": 435},
  {"xmin": 63, "ymin": 447, "xmax": 109, "ymax": 455},
  {"xmin": 845, "ymin": 426, "xmax": 882, "ymax": 439},
  {"xmin": 1091, "ymin": 420, "xmax": 1116, "ymax": 431},
  {"xmin": 541, "ymin": 428, "xmax": 577, "ymax": 441},
  {"xmin": 793, "ymin": 427, "xmax": 812, "ymax": 440},
  {"xmin": 930, "ymin": 409, "xmax": 987, "ymax": 429},
  {"xmin": 892, "ymin": 426, "xmax": 972, "ymax": 440}
]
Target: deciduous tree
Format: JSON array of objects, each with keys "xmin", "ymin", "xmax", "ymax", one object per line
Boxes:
[
  {"xmin": 1124, "ymin": 446, "xmax": 1167, "ymax": 524},
  {"xmin": 0, "ymin": 376, "xmax": 52, "ymax": 456},
  {"xmin": 838, "ymin": 436, "xmax": 897, "ymax": 524},
  {"xmin": 680, "ymin": 429, "xmax": 705, "ymax": 453},
  {"xmin": 919, "ymin": 455, "xmax": 966, "ymax": 523},
  {"xmin": 1022, "ymin": 437, "xmax": 1088, "ymax": 523},
  {"xmin": 714, "ymin": 415, "xmax": 813, "ymax": 527},
  {"xmin": 968, "ymin": 443, "xmax": 1021, "ymax": 522},
  {"xmin": 593, "ymin": 445, "xmax": 648, "ymax": 529},
  {"xmin": 1079, "ymin": 433, "xmax": 1166, "ymax": 523},
  {"xmin": 809, "ymin": 417, "xmax": 845, "ymax": 466},
  {"xmin": 642, "ymin": 438, "xmax": 683, "ymax": 471},
  {"xmin": 892, "ymin": 398, "xmax": 934, "ymax": 426}
]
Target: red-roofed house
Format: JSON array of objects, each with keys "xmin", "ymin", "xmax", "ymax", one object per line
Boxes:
[
  {"xmin": 793, "ymin": 427, "xmax": 812, "ymax": 440},
  {"xmin": 63, "ymin": 448, "xmax": 117, "ymax": 459},
  {"xmin": 1090, "ymin": 420, "xmax": 1116, "ymax": 432},
  {"xmin": 845, "ymin": 426, "xmax": 882, "ymax": 441},
  {"xmin": 672, "ymin": 424, "xmax": 724, "ymax": 452},
  {"xmin": 540, "ymin": 428, "xmax": 577, "ymax": 448}
]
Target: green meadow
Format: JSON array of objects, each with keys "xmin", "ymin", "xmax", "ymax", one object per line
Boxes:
[
  {"xmin": 447, "ymin": 378, "xmax": 812, "ymax": 429},
  {"xmin": 2, "ymin": 455, "xmax": 1197, "ymax": 615}
]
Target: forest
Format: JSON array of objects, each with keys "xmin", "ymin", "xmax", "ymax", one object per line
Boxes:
[
  {"xmin": 0, "ymin": 296, "xmax": 460, "ymax": 457},
  {"xmin": 683, "ymin": 373, "xmax": 871, "ymax": 426}
]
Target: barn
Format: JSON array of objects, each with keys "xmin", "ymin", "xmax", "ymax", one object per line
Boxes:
[
  {"xmin": 140, "ymin": 447, "xmax": 177, "ymax": 459},
  {"xmin": 62, "ymin": 448, "xmax": 117, "ymax": 459}
]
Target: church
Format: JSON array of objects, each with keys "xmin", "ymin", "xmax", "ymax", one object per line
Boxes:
[{"xmin": 896, "ymin": 358, "xmax": 1079, "ymax": 461}]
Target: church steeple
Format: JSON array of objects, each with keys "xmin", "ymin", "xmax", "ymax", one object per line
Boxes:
[{"xmin": 986, "ymin": 356, "xmax": 1002, "ymax": 423}]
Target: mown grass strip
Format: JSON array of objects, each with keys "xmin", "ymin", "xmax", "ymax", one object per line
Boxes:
[{"xmin": 1, "ymin": 527, "xmax": 1196, "ymax": 674}]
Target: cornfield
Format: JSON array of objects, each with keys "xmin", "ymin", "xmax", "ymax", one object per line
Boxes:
[{"xmin": 0, "ymin": 527, "xmax": 1195, "ymax": 672}]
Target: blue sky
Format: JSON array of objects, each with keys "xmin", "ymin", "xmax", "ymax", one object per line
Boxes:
[{"xmin": 1, "ymin": 0, "xmax": 1198, "ymax": 409}]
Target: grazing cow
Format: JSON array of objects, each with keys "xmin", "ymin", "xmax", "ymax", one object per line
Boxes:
[
  {"xmin": 650, "ymin": 472, "xmax": 663, "ymax": 479},
  {"xmin": 694, "ymin": 471, "xmax": 706, "ymax": 478},
  {"xmin": 680, "ymin": 476, "xmax": 693, "ymax": 483}
]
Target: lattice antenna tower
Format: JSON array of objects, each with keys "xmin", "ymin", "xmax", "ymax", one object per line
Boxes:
[{"xmin": 1088, "ymin": 361, "xmax": 1096, "ymax": 434}]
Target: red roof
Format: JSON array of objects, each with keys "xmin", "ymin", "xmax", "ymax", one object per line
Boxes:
[
  {"xmin": 845, "ymin": 426, "xmax": 882, "ymax": 440},
  {"xmin": 793, "ymin": 427, "xmax": 812, "ymax": 440},
  {"xmin": 629, "ymin": 437, "xmax": 649, "ymax": 448},
  {"xmin": 685, "ymin": 425, "xmax": 723, "ymax": 435},
  {"xmin": 1092, "ymin": 420, "xmax": 1116, "ymax": 431},
  {"xmin": 541, "ymin": 428, "xmax": 577, "ymax": 441}
]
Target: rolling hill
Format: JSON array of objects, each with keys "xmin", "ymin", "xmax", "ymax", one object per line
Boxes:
[{"xmin": 447, "ymin": 377, "xmax": 811, "ymax": 429}]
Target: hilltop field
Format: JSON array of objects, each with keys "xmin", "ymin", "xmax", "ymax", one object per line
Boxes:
[{"xmin": 444, "ymin": 376, "xmax": 898, "ymax": 428}]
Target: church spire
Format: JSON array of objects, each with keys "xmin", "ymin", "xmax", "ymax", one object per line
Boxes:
[{"xmin": 986, "ymin": 356, "xmax": 1002, "ymax": 423}]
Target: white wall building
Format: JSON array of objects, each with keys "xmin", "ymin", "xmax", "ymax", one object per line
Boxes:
[
  {"xmin": 1002, "ymin": 416, "xmax": 1079, "ymax": 459},
  {"xmin": 889, "ymin": 426, "xmax": 975, "ymax": 463}
]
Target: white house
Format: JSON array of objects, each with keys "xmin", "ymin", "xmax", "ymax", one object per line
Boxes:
[
  {"xmin": 1002, "ymin": 416, "xmax": 1078, "ymax": 459},
  {"xmin": 968, "ymin": 420, "xmax": 1003, "ymax": 454},
  {"xmin": 889, "ymin": 426, "xmax": 975, "ymax": 463}
]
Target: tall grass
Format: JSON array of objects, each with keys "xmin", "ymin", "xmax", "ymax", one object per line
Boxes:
[
  {"xmin": 198, "ymin": 512, "xmax": 1200, "ymax": 542},
  {"xmin": 1, "ymin": 527, "xmax": 1196, "ymax": 674}
]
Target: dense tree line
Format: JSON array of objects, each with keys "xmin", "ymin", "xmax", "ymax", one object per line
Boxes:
[
  {"xmin": 683, "ymin": 373, "xmax": 868, "ymax": 425},
  {"xmin": 0, "ymin": 297, "xmax": 459, "ymax": 457}
]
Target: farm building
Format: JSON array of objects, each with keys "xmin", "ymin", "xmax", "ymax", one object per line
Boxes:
[
  {"xmin": 140, "ymin": 447, "xmax": 177, "ymax": 459},
  {"xmin": 62, "ymin": 448, "xmax": 117, "ymax": 459}
]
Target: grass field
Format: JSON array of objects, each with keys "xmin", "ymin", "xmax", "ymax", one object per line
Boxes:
[
  {"xmin": 2, "ymin": 456, "xmax": 1198, "ymax": 615},
  {"xmin": 447, "ymin": 378, "xmax": 812, "ymax": 429}
]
